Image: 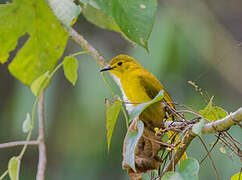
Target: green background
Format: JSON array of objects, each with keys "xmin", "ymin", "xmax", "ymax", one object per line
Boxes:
[{"xmin": 0, "ymin": 0, "xmax": 241, "ymax": 179}]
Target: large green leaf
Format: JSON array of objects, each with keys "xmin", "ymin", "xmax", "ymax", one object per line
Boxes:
[
  {"xmin": 112, "ymin": 0, "xmax": 157, "ymax": 50},
  {"xmin": 91, "ymin": 0, "xmax": 157, "ymax": 50},
  {"xmin": 199, "ymin": 97, "xmax": 228, "ymax": 121},
  {"xmin": 8, "ymin": 157, "xmax": 20, "ymax": 180},
  {"xmin": 129, "ymin": 90, "xmax": 164, "ymax": 122},
  {"xmin": 125, "ymin": 120, "xmax": 144, "ymax": 172},
  {"xmin": 83, "ymin": 4, "xmax": 120, "ymax": 32},
  {"xmin": 0, "ymin": 0, "xmax": 69, "ymax": 85},
  {"xmin": 178, "ymin": 158, "xmax": 200, "ymax": 180},
  {"xmin": 105, "ymin": 96, "xmax": 122, "ymax": 151},
  {"xmin": 92, "ymin": 0, "xmax": 113, "ymax": 17}
]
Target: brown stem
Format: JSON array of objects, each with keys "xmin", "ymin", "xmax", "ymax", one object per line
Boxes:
[
  {"xmin": 198, "ymin": 136, "xmax": 220, "ymax": 180},
  {"xmin": 69, "ymin": 27, "xmax": 107, "ymax": 67},
  {"xmin": 0, "ymin": 140, "xmax": 39, "ymax": 149},
  {"xmin": 163, "ymin": 107, "xmax": 242, "ymax": 134},
  {"xmin": 36, "ymin": 93, "xmax": 47, "ymax": 180}
]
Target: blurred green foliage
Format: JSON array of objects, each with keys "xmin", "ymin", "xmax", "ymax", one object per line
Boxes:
[{"xmin": 0, "ymin": 0, "xmax": 241, "ymax": 180}]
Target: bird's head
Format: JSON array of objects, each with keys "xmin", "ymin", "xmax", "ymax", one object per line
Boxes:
[{"xmin": 100, "ymin": 55, "xmax": 142, "ymax": 78}]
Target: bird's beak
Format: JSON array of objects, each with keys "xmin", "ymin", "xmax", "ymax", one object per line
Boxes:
[{"xmin": 100, "ymin": 65, "xmax": 114, "ymax": 72}]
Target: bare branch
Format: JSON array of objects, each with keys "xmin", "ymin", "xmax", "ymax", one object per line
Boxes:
[
  {"xmin": 164, "ymin": 108, "xmax": 242, "ymax": 134},
  {"xmin": 36, "ymin": 93, "xmax": 47, "ymax": 180},
  {"xmin": 0, "ymin": 141, "xmax": 39, "ymax": 149},
  {"xmin": 69, "ymin": 27, "xmax": 107, "ymax": 67},
  {"xmin": 202, "ymin": 108, "xmax": 242, "ymax": 133},
  {"xmin": 198, "ymin": 136, "xmax": 220, "ymax": 180}
]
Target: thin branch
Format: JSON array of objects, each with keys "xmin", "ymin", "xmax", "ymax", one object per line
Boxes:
[
  {"xmin": 200, "ymin": 136, "xmax": 220, "ymax": 164},
  {"xmin": 0, "ymin": 169, "xmax": 8, "ymax": 180},
  {"xmin": 202, "ymin": 108, "xmax": 242, "ymax": 134},
  {"xmin": 69, "ymin": 27, "xmax": 107, "ymax": 67},
  {"xmin": 0, "ymin": 140, "xmax": 39, "ymax": 149},
  {"xmin": 142, "ymin": 135, "xmax": 175, "ymax": 149},
  {"xmin": 164, "ymin": 108, "xmax": 242, "ymax": 134},
  {"xmin": 198, "ymin": 136, "xmax": 220, "ymax": 180},
  {"xmin": 36, "ymin": 93, "xmax": 47, "ymax": 180}
]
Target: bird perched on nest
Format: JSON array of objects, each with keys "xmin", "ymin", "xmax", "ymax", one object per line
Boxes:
[{"xmin": 100, "ymin": 55, "xmax": 186, "ymax": 179}]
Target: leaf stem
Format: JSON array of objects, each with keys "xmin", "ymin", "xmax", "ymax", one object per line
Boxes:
[
  {"xmin": 70, "ymin": 51, "xmax": 87, "ymax": 57},
  {"xmin": 0, "ymin": 170, "xmax": 8, "ymax": 180},
  {"xmin": 18, "ymin": 96, "xmax": 39, "ymax": 159},
  {"xmin": 50, "ymin": 61, "xmax": 64, "ymax": 77}
]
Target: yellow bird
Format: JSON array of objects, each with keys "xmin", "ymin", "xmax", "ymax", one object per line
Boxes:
[
  {"xmin": 100, "ymin": 54, "xmax": 187, "ymax": 163},
  {"xmin": 100, "ymin": 54, "xmax": 175, "ymax": 128}
]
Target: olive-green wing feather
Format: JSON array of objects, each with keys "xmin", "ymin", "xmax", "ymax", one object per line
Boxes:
[
  {"xmin": 139, "ymin": 73, "xmax": 187, "ymax": 160},
  {"xmin": 139, "ymin": 74, "xmax": 174, "ymax": 108},
  {"xmin": 139, "ymin": 77, "xmax": 160, "ymax": 99}
]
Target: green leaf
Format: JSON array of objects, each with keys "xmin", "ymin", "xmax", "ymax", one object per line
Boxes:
[
  {"xmin": 105, "ymin": 96, "xmax": 122, "ymax": 151},
  {"xmin": 30, "ymin": 71, "xmax": 51, "ymax": 96},
  {"xmin": 49, "ymin": 0, "xmax": 81, "ymax": 27},
  {"xmin": 230, "ymin": 172, "xmax": 242, "ymax": 180},
  {"xmin": 125, "ymin": 120, "xmax": 144, "ymax": 172},
  {"xmin": 142, "ymin": 170, "xmax": 159, "ymax": 180},
  {"xmin": 92, "ymin": 0, "xmax": 113, "ymax": 17},
  {"xmin": 0, "ymin": 0, "xmax": 68, "ymax": 85},
  {"xmin": 161, "ymin": 172, "xmax": 183, "ymax": 180},
  {"xmin": 112, "ymin": 0, "xmax": 157, "ymax": 50},
  {"xmin": 8, "ymin": 157, "xmax": 20, "ymax": 180},
  {"xmin": 199, "ymin": 97, "xmax": 228, "ymax": 121},
  {"xmin": 178, "ymin": 158, "xmax": 199, "ymax": 180},
  {"xmin": 91, "ymin": 0, "xmax": 157, "ymax": 50},
  {"xmin": 63, "ymin": 56, "xmax": 78, "ymax": 86},
  {"xmin": 83, "ymin": 4, "xmax": 120, "ymax": 32},
  {"xmin": 129, "ymin": 90, "xmax": 164, "ymax": 122},
  {"xmin": 22, "ymin": 113, "xmax": 32, "ymax": 133},
  {"xmin": 192, "ymin": 118, "xmax": 205, "ymax": 136}
]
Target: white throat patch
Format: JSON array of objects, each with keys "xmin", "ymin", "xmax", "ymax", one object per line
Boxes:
[{"xmin": 110, "ymin": 74, "xmax": 135, "ymax": 114}]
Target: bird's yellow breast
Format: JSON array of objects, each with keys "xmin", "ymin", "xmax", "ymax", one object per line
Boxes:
[{"xmin": 111, "ymin": 68, "xmax": 168, "ymax": 128}]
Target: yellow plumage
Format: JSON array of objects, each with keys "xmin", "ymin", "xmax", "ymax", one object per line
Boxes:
[{"xmin": 101, "ymin": 54, "xmax": 187, "ymax": 159}]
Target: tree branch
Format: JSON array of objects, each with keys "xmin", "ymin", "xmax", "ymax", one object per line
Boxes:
[
  {"xmin": 36, "ymin": 93, "xmax": 47, "ymax": 180},
  {"xmin": 164, "ymin": 107, "xmax": 242, "ymax": 134},
  {"xmin": 69, "ymin": 27, "xmax": 108, "ymax": 67},
  {"xmin": 161, "ymin": 131, "xmax": 196, "ymax": 174},
  {"xmin": 160, "ymin": 108, "xmax": 242, "ymax": 175},
  {"xmin": 202, "ymin": 108, "xmax": 242, "ymax": 133},
  {"xmin": 0, "ymin": 141, "xmax": 39, "ymax": 149}
]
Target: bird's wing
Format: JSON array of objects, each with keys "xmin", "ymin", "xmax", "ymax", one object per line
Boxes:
[
  {"xmin": 139, "ymin": 73, "xmax": 187, "ymax": 160},
  {"xmin": 139, "ymin": 74, "xmax": 175, "ymax": 108}
]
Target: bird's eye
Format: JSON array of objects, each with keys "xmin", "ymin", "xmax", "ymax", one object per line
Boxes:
[{"xmin": 118, "ymin": 62, "xmax": 123, "ymax": 66}]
